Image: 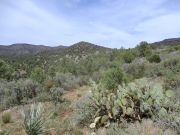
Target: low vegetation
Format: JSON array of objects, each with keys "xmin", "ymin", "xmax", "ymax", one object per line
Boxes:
[
  {"xmin": 89, "ymin": 78, "xmax": 178, "ymax": 128},
  {"xmin": 0, "ymin": 41, "xmax": 180, "ymax": 134},
  {"xmin": 2, "ymin": 111, "xmax": 11, "ymax": 124},
  {"xmin": 21, "ymin": 103, "xmax": 48, "ymax": 135}
]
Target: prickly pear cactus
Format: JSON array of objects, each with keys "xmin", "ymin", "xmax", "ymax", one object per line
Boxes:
[{"xmin": 90, "ymin": 78, "xmax": 177, "ymax": 129}]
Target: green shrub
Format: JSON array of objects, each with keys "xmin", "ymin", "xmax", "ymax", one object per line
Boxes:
[
  {"xmin": 144, "ymin": 63, "xmax": 164, "ymax": 77},
  {"xmin": 20, "ymin": 79, "xmax": 43, "ymax": 99},
  {"xmin": 90, "ymin": 78, "xmax": 177, "ymax": 129},
  {"xmin": 14, "ymin": 87, "xmax": 23, "ymax": 104},
  {"xmin": 0, "ymin": 130, "xmax": 8, "ymax": 135},
  {"xmin": 102, "ymin": 68, "xmax": 129, "ymax": 91},
  {"xmin": 0, "ymin": 79, "xmax": 43, "ymax": 110},
  {"xmin": 162, "ymin": 57, "xmax": 180, "ymax": 73},
  {"xmin": 2, "ymin": 111, "xmax": 11, "ymax": 124},
  {"xmin": 0, "ymin": 59, "xmax": 13, "ymax": 80},
  {"xmin": 77, "ymin": 75, "xmax": 89, "ymax": 86},
  {"xmin": 123, "ymin": 58, "xmax": 148, "ymax": 79},
  {"xmin": 48, "ymin": 67, "xmax": 56, "ymax": 78},
  {"xmin": 148, "ymin": 54, "xmax": 161, "ymax": 63},
  {"xmin": 123, "ymin": 50, "xmax": 137, "ymax": 63},
  {"xmin": 74, "ymin": 94, "xmax": 96, "ymax": 127},
  {"xmin": 0, "ymin": 95, "xmax": 17, "ymax": 111},
  {"xmin": 174, "ymin": 45, "xmax": 180, "ymax": 51},
  {"xmin": 33, "ymin": 92, "xmax": 51, "ymax": 102},
  {"xmin": 21, "ymin": 103, "xmax": 48, "ymax": 135},
  {"xmin": 168, "ymin": 45, "xmax": 180, "ymax": 52},
  {"xmin": 43, "ymin": 79, "xmax": 54, "ymax": 91},
  {"xmin": 0, "ymin": 80, "xmax": 19, "ymax": 110},
  {"xmin": 137, "ymin": 41, "xmax": 152, "ymax": 57},
  {"xmin": 54, "ymin": 73, "xmax": 81, "ymax": 90},
  {"xmin": 91, "ymin": 72, "xmax": 103, "ymax": 83},
  {"xmin": 50, "ymin": 87, "xmax": 64, "ymax": 106},
  {"xmin": 13, "ymin": 79, "xmax": 42, "ymax": 104},
  {"xmin": 30, "ymin": 67, "xmax": 46, "ymax": 83},
  {"xmin": 164, "ymin": 74, "xmax": 180, "ymax": 91}
]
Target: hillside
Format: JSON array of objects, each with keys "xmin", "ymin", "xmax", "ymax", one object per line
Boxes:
[
  {"xmin": 0, "ymin": 38, "xmax": 180, "ymax": 135},
  {"xmin": 0, "ymin": 41, "xmax": 109, "ymax": 57},
  {"xmin": 62, "ymin": 41, "xmax": 109, "ymax": 55},
  {"xmin": 1, "ymin": 38, "xmax": 180, "ymax": 57},
  {"xmin": 0, "ymin": 43, "xmax": 67, "ymax": 56},
  {"xmin": 151, "ymin": 37, "xmax": 180, "ymax": 46}
]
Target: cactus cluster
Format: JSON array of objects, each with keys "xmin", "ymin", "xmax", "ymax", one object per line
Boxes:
[
  {"xmin": 90, "ymin": 78, "xmax": 176, "ymax": 128},
  {"xmin": 50, "ymin": 87, "xmax": 64, "ymax": 106}
]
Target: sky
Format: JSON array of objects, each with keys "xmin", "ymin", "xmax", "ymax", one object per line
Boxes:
[{"xmin": 0, "ymin": 0, "xmax": 180, "ymax": 48}]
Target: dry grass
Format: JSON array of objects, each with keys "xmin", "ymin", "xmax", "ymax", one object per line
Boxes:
[
  {"xmin": 96, "ymin": 119, "xmax": 177, "ymax": 135},
  {"xmin": 1, "ymin": 85, "xmax": 177, "ymax": 135},
  {"xmin": 126, "ymin": 119, "xmax": 177, "ymax": 135},
  {"xmin": 0, "ymin": 86, "xmax": 90, "ymax": 135}
]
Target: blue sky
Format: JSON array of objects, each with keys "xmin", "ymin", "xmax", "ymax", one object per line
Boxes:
[{"xmin": 0, "ymin": 0, "xmax": 180, "ymax": 48}]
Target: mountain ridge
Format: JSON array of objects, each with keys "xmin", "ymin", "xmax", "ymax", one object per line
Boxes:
[
  {"xmin": 0, "ymin": 41, "xmax": 109, "ymax": 56},
  {"xmin": 1, "ymin": 37, "xmax": 180, "ymax": 56},
  {"xmin": 63, "ymin": 41, "xmax": 109, "ymax": 55},
  {"xmin": 151, "ymin": 37, "xmax": 180, "ymax": 46},
  {"xmin": 0, "ymin": 43, "xmax": 67, "ymax": 56}
]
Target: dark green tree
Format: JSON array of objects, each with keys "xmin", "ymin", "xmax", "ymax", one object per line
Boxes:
[
  {"xmin": 48, "ymin": 67, "xmax": 56, "ymax": 78},
  {"xmin": 0, "ymin": 59, "xmax": 13, "ymax": 80},
  {"xmin": 103, "ymin": 68, "xmax": 128, "ymax": 91},
  {"xmin": 148, "ymin": 54, "xmax": 161, "ymax": 63},
  {"xmin": 30, "ymin": 67, "xmax": 46, "ymax": 83},
  {"xmin": 137, "ymin": 41, "xmax": 152, "ymax": 57},
  {"xmin": 123, "ymin": 49, "xmax": 137, "ymax": 63}
]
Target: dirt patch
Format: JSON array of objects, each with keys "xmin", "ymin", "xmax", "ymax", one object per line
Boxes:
[
  {"xmin": 60, "ymin": 108, "xmax": 74, "ymax": 119},
  {"xmin": 64, "ymin": 86, "xmax": 91, "ymax": 102},
  {"xmin": 0, "ymin": 86, "xmax": 91, "ymax": 135}
]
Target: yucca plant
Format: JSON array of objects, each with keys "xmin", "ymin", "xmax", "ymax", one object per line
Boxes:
[
  {"xmin": 2, "ymin": 111, "xmax": 11, "ymax": 124},
  {"xmin": 0, "ymin": 130, "xmax": 9, "ymax": 135},
  {"xmin": 21, "ymin": 103, "xmax": 48, "ymax": 135}
]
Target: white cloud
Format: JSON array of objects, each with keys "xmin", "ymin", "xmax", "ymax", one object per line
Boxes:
[
  {"xmin": 0, "ymin": 0, "xmax": 180, "ymax": 48},
  {"xmin": 0, "ymin": 0, "xmax": 74, "ymax": 45},
  {"xmin": 135, "ymin": 14, "xmax": 180, "ymax": 42}
]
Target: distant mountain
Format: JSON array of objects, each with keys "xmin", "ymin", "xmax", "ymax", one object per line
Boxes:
[
  {"xmin": 151, "ymin": 37, "xmax": 180, "ymax": 46},
  {"xmin": 2, "ymin": 37, "xmax": 179, "ymax": 57},
  {"xmin": 63, "ymin": 41, "xmax": 109, "ymax": 55},
  {"xmin": 0, "ymin": 42, "xmax": 109, "ymax": 57},
  {"xmin": 0, "ymin": 43, "xmax": 67, "ymax": 56}
]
